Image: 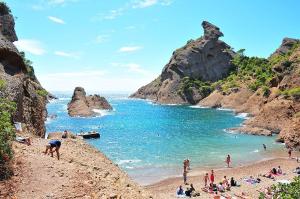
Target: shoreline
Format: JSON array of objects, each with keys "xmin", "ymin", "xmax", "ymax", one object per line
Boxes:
[{"xmin": 145, "ymin": 153, "xmax": 300, "ymax": 199}]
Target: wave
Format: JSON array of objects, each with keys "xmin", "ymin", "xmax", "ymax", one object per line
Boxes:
[
  {"xmin": 217, "ymin": 107, "xmax": 233, "ymax": 111},
  {"xmin": 92, "ymin": 109, "xmax": 114, "ymax": 117},
  {"xmin": 59, "ymin": 97, "xmax": 71, "ymax": 101},
  {"xmin": 189, "ymin": 105, "xmax": 209, "ymax": 109},
  {"xmin": 223, "ymin": 129, "xmax": 238, "ymax": 134},
  {"xmin": 235, "ymin": 113, "xmax": 250, "ymax": 119},
  {"xmin": 117, "ymin": 159, "xmax": 142, "ymax": 165},
  {"xmin": 251, "ymin": 149, "xmax": 259, "ymax": 153}
]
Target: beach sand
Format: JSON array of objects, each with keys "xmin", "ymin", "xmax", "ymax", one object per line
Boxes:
[{"xmin": 146, "ymin": 153, "xmax": 300, "ymax": 199}]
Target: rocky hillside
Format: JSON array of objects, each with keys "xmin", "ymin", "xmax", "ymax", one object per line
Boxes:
[
  {"xmin": 68, "ymin": 87, "xmax": 112, "ymax": 117},
  {"xmin": 130, "ymin": 21, "xmax": 235, "ymax": 104},
  {"xmin": 0, "ymin": 3, "xmax": 48, "ymax": 137},
  {"xmin": 199, "ymin": 38, "xmax": 300, "ymax": 147}
]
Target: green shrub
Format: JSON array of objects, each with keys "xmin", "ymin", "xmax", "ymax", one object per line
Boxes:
[
  {"xmin": 178, "ymin": 77, "xmax": 212, "ymax": 97},
  {"xmin": 0, "ymin": 97, "xmax": 16, "ymax": 180},
  {"xmin": 281, "ymin": 87, "xmax": 300, "ymax": 97},
  {"xmin": 36, "ymin": 89, "xmax": 48, "ymax": 97},
  {"xmin": 20, "ymin": 51, "xmax": 36, "ymax": 80},
  {"xmin": 0, "ymin": 79, "xmax": 6, "ymax": 90}
]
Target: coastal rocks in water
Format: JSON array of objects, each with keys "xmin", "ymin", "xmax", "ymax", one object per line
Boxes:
[
  {"xmin": 0, "ymin": 4, "xmax": 47, "ymax": 137},
  {"xmin": 229, "ymin": 127, "xmax": 273, "ymax": 136},
  {"xmin": 68, "ymin": 87, "xmax": 112, "ymax": 117},
  {"xmin": 130, "ymin": 21, "xmax": 235, "ymax": 104}
]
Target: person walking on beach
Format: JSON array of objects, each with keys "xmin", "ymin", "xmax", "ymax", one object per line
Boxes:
[
  {"xmin": 288, "ymin": 148, "xmax": 292, "ymax": 159},
  {"xmin": 263, "ymin": 144, "xmax": 267, "ymax": 151},
  {"xmin": 183, "ymin": 159, "xmax": 187, "ymax": 172},
  {"xmin": 204, "ymin": 173, "xmax": 209, "ymax": 187},
  {"xmin": 183, "ymin": 170, "xmax": 188, "ymax": 185},
  {"xmin": 226, "ymin": 155, "xmax": 231, "ymax": 168},
  {"xmin": 210, "ymin": 170, "xmax": 215, "ymax": 184}
]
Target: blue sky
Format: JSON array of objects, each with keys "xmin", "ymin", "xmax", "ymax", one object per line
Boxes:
[{"xmin": 5, "ymin": 0, "xmax": 300, "ymax": 92}]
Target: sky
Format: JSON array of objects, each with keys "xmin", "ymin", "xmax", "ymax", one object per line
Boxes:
[{"xmin": 5, "ymin": 0, "xmax": 300, "ymax": 93}]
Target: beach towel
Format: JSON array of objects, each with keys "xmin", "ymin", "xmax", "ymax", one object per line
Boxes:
[
  {"xmin": 243, "ymin": 178, "xmax": 258, "ymax": 185},
  {"xmin": 276, "ymin": 179, "xmax": 290, "ymax": 184}
]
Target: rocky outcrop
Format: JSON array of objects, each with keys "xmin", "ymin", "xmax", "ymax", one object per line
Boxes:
[
  {"xmin": 199, "ymin": 39, "xmax": 300, "ymax": 148},
  {"xmin": 68, "ymin": 87, "xmax": 112, "ymax": 117},
  {"xmin": 131, "ymin": 21, "xmax": 235, "ymax": 104},
  {"xmin": 0, "ymin": 4, "xmax": 47, "ymax": 137}
]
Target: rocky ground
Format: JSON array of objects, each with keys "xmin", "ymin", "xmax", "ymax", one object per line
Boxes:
[{"xmin": 0, "ymin": 133, "xmax": 151, "ymax": 199}]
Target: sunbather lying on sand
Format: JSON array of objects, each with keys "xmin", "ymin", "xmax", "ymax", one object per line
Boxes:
[
  {"xmin": 43, "ymin": 140, "xmax": 61, "ymax": 160},
  {"xmin": 16, "ymin": 136, "xmax": 31, "ymax": 146}
]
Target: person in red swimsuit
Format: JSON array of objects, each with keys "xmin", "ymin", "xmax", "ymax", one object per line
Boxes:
[{"xmin": 210, "ymin": 170, "xmax": 215, "ymax": 183}]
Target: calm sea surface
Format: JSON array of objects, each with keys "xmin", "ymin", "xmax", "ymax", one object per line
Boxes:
[{"xmin": 46, "ymin": 93, "xmax": 283, "ymax": 185}]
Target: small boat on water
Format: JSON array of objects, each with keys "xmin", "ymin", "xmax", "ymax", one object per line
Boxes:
[{"xmin": 77, "ymin": 131, "xmax": 100, "ymax": 139}]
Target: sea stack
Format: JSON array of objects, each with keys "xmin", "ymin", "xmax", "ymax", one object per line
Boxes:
[
  {"xmin": 67, "ymin": 87, "xmax": 112, "ymax": 117},
  {"xmin": 130, "ymin": 21, "xmax": 235, "ymax": 104}
]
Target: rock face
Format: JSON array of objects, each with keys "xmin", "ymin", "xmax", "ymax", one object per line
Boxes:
[
  {"xmin": 131, "ymin": 21, "xmax": 235, "ymax": 104},
  {"xmin": 68, "ymin": 87, "xmax": 112, "ymax": 117},
  {"xmin": 199, "ymin": 39, "xmax": 300, "ymax": 148},
  {"xmin": 0, "ymin": 5, "xmax": 47, "ymax": 137}
]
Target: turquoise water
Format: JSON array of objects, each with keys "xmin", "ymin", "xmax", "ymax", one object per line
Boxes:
[{"xmin": 46, "ymin": 93, "xmax": 283, "ymax": 184}]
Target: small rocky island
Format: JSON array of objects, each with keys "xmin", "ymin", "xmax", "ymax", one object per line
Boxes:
[{"xmin": 67, "ymin": 87, "xmax": 112, "ymax": 117}]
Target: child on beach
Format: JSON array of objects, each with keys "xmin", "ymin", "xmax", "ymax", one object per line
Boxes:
[
  {"xmin": 176, "ymin": 185, "xmax": 184, "ymax": 196},
  {"xmin": 204, "ymin": 173, "xmax": 209, "ymax": 187},
  {"xmin": 226, "ymin": 155, "xmax": 231, "ymax": 168}
]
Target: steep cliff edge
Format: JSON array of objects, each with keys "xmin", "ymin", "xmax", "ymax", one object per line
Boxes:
[
  {"xmin": 0, "ymin": 4, "xmax": 48, "ymax": 137},
  {"xmin": 68, "ymin": 87, "xmax": 112, "ymax": 117},
  {"xmin": 130, "ymin": 21, "xmax": 235, "ymax": 104}
]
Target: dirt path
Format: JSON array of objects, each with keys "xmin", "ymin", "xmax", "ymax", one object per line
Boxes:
[{"xmin": 1, "ymin": 133, "xmax": 151, "ymax": 199}]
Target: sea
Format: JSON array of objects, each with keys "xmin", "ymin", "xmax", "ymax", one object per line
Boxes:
[{"xmin": 46, "ymin": 92, "xmax": 284, "ymax": 185}]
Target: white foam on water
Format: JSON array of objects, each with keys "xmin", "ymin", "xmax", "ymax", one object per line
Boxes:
[
  {"xmin": 59, "ymin": 97, "xmax": 71, "ymax": 101},
  {"xmin": 235, "ymin": 113, "xmax": 249, "ymax": 119},
  {"xmin": 251, "ymin": 149, "xmax": 259, "ymax": 153},
  {"xmin": 223, "ymin": 129, "xmax": 238, "ymax": 134},
  {"xmin": 189, "ymin": 105, "xmax": 209, "ymax": 109},
  {"xmin": 164, "ymin": 103, "xmax": 179, "ymax": 106},
  {"xmin": 118, "ymin": 159, "xmax": 142, "ymax": 165},
  {"xmin": 217, "ymin": 107, "xmax": 233, "ymax": 111},
  {"xmin": 92, "ymin": 109, "xmax": 113, "ymax": 117}
]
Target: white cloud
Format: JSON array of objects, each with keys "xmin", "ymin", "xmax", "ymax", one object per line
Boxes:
[
  {"xmin": 95, "ymin": 35, "xmax": 110, "ymax": 43},
  {"xmin": 118, "ymin": 46, "xmax": 142, "ymax": 53},
  {"xmin": 103, "ymin": 8, "xmax": 124, "ymax": 20},
  {"xmin": 48, "ymin": 16, "xmax": 65, "ymax": 24},
  {"xmin": 14, "ymin": 39, "xmax": 46, "ymax": 55},
  {"xmin": 111, "ymin": 63, "xmax": 153, "ymax": 76},
  {"xmin": 54, "ymin": 51, "xmax": 79, "ymax": 58},
  {"xmin": 132, "ymin": 0, "xmax": 173, "ymax": 8}
]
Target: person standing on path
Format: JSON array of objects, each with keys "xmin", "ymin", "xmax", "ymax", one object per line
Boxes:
[{"xmin": 288, "ymin": 148, "xmax": 292, "ymax": 159}]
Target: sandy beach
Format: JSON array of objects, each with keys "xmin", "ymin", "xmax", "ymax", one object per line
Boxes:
[{"xmin": 146, "ymin": 153, "xmax": 300, "ymax": 199}]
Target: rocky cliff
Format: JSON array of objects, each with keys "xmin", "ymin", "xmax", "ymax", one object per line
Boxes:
[
  {"xmin": 199, "ymin": 38, "xmax": 300, "ymax": 148},
  {"xmin": 0, "ymin": 4, "xmax": 48, "ymax": 137},
  {"xmin": 130, "ymin": 21, "xmax": 235, "ymax": 104},
  {"xmin": 68, "ymin": 87, "xmax": 112, "ymax": 117}
]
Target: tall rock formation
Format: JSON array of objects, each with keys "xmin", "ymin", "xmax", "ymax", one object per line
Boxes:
[
  {"xmin": 0, "ymin": 4, "xmax": 48, "ymax": 137},
  {"xmin": 130, "ymin": 21, "xmax": 235, "ymax": 104},
  {"xmin": 67, "ymin": 87, "xmax": 112, "ymax": 117}
]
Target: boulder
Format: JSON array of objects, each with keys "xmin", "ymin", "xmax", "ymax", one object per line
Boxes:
[{"xmin": 68, "ymin": 87, "xmax": 112, "ymax": 117}]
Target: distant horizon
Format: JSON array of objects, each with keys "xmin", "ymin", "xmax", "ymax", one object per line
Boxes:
[{"xmin": 6, "ymin": 0, "xmax": 300, "ymax": 92}]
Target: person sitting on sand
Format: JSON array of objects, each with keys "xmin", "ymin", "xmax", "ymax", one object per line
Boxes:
[
  {"xmin": 62, "ymin": 130, "xmax": 68, "ymax": 139},
  {"xmin": 43, "ymin": 140, "xmax": 61, "ymax": 160},
  {"xmin": 204, "ymin": 173, "xmax": 209, "ymax": 187},
  {"xmin": 176, "ymin": 185, "xmax": 184, "ymax": 196},
  {"xmin": 222, "ymin": 176, "xmax": 230, "ymax": 190},
  {"xmin": 217, "ymin": 182, "xmax": 225, "ymax": 192},
  {"xmin": 226, "ymin": 155, "xmax": 231, "ymax": 168},
  {"xmin": 230, "ymin": 177, "xmax": 237, "ymax": 186},
  {"xmin": 263, "ymin": 171, "xmax": 275, "ymax": 179},
  {"xmin": 16, "ymin": 136, "xmax": 31, "ymax": 146},
  {"xmin": 294, "ymin": 167, "xmax": 300, "ymax": 174},
  {"xmin": 277, "ymin": 166, "xmax": 282, "ymax": 174}
]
